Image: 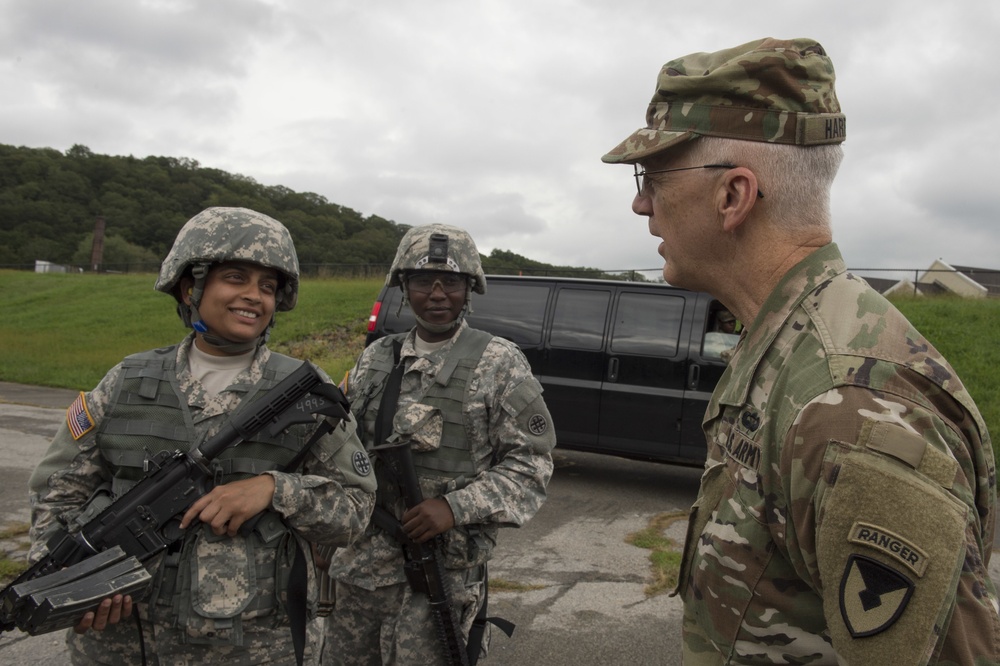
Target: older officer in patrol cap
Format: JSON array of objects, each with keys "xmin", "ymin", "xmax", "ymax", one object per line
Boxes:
[
  {"xmin": 322, "ymin": 223, "xmax": 554, "ymax": 665},
  {"xmin": 604, "ymin": 38, "xmax": 999, "ymax": 664},
  {"xmin": 29, "ymin": 207, "xmax": 376, "ymax": 665}
]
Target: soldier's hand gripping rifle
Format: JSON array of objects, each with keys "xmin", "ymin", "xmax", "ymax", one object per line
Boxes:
[
  {"xmin": 372, "ymin": 440, "xmax": 470, "ymax": 666},
  {"xmin": 0, "ymin": 360, "xmax": 349, "ymax": 636}
]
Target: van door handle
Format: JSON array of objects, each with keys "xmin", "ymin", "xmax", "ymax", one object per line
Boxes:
[
  {"xmin": 687, "ymin": 363, "xmax": 700, "ymax": 390},
  {"xmin": 607, "ymin": 357, "xmax": 619, "ymax": 382}
]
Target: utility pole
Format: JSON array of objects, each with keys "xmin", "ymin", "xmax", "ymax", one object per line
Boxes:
[{"xmin": 90, "ymin": 216, "xmax": 106, "ymax": 272}]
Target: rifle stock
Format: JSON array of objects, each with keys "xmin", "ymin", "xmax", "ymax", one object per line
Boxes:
[{"xmin": 0, "ymin": 360, "xmax": 349, "ymax": 636}]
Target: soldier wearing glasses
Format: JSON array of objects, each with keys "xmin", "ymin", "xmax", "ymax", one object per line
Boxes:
[
  {"xmin": 322, "ymin": 223, "xmax": 554, "ymax": 665},
  {"xmin": 604, "ymin": 38, "xmax": 999, "ymax": 664}
]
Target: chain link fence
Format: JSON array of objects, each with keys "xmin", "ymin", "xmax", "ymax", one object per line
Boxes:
[{"xmin": 6, "ymin": 262, "xmax": 999, "ymax": 297}]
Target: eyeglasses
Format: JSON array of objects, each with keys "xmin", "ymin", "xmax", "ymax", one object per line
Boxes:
[
  {"xmin": 406, "ymin": 273, "xmax": 468, "ymax": 294},
  {"xmin": 633, "ymin": 163, "xmax": 764, "ymax": 198}
]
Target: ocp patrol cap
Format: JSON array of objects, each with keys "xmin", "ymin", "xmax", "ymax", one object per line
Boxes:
[{"xmin": 602, "ymin": 37, "xmax": 846, "ymax": 165}]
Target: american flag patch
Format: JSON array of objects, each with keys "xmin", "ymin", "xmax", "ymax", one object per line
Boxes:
[{"xmin": 67, "ymin": 392, "xmax": 95, "ymax": 440}]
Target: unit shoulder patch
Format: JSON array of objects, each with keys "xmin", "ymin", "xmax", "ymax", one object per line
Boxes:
[
  {"xmin": 839, "ymin": 554, "xmax": 914, "ymax": 638},
  {"xmin": 528, "ymin": 413, "xmax": 548, "ymax": 436},
  {"xmin": 352, "ymin": 450, "xmax": 372, "ymax": 476}
]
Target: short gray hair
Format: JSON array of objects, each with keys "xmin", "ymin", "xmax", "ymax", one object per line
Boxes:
[{"xmin": 683, "ymin": 137, "xmax": 843, "ymax": 232}]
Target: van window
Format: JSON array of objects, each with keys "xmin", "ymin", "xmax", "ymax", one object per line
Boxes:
[
  {"xmin": 373, "ymin": 281, "xmax": 550, "ymax": 346},
  {"xmin": 611, "ymin": 292, "xmax": 685, "ymax": 357},
  {"xmin": 549, "ymin": 289, "xmax": 610, "ymax": 350},
  {"xmin": 467, "ymin": 282, "xmax": 549, "ymax": 346}
]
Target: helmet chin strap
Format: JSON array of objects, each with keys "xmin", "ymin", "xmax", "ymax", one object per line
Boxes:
[{"xmin": 413, "ymin": 312, "xmax": 462, "ymax": 335}]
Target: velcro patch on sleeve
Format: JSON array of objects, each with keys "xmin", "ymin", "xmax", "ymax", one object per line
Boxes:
[
  {"xmin": 66, "ymin": 392, "xmax": 95, "ymax": 440},
  {"xmin": 817, "ymin": 449, "xmax": 967, "ymax": 663},
  {"xmin": 861, "ymin": 420, "xmax": 925, "ymax": 469}
]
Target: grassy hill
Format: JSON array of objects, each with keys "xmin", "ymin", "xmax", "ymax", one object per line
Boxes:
[
  {"xmin": 1, "ymin": 270, "xmax": 997, "ymax": 460},
  {"xmin": 0, "ymin": 270, "xmax": 383, "ymax": 388}
]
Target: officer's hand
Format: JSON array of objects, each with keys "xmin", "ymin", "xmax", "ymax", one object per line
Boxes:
[
  {"xmin": 402, "ymin": 498, "xmax": 455, "ymax": 543},
  {"xmin": 73, "ymin": 594, "xmax": 133, "ymax": 634},
  {"xmin": 179, "ymin": 475, "xmax": 277, "ymax": 537}
]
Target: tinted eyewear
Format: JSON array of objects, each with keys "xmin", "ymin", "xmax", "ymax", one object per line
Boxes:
[{"xmin": 407, "ymin": 273, "xmax": 468, "ymax": 294}]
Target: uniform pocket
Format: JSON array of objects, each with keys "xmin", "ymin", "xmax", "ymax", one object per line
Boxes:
[
  {"xmin": 191, "ymin": 530, "xmax": 257, "ymax": 618},
  {"xmin": 676, "ymin": 458, "xmax": 775, "ymax": 648},
  {"xmin": 442, "ymin": 523, "xmax": 498, "ymax": 569},
  {"xmin": 675, "ymin": 460, "xmax": 727, "ymax": 598}
]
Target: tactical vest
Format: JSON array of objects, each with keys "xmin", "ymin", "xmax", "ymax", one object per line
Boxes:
[
  {"xmin": 358, "ymin": 329, "xmax": 493, "ymax": 489},
  {"xmin": 95, "ymin": 346, "xmax": 312, "ymax": 647},
  {"xmin": 97, "ymin": 346, "xmax": 309, "ymax": 487}
]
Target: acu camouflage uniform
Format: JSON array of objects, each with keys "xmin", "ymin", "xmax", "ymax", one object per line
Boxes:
[
  {"xmin": 678, "ymin": 245, "xmax": 999, "ymax": 665},
  {"xmin": 28, "ymin": 207, "xmax": 377, "ymax": 665},
  {"xmin": 325, "ymin": 224, "xmax": 555, "ymax": 665}
]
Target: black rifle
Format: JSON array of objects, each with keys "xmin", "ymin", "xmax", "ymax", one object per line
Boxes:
[
  {"xmin": 0, "ymin": 360, "xmax": 349, "ymax": 636},
  {"xmin": 373, "ymin": 441, "xmax": 470, "ymax": 666}
]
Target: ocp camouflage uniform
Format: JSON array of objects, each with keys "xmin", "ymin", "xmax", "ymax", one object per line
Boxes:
[
  {"xmin": 324, "ymin": 320, "xmax": 555, "ymax": 665},
  {"xmin": 678, "ymin": 244, "xmax": 1000, "ymax": 664},
  {"xmin": 29, "ymin": 335, "xmax": 376, "ymax": 666}
]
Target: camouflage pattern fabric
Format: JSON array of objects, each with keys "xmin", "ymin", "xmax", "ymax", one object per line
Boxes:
[
  {"xmin": 386, "ymin": 223, "xmax": 487, "ymax": 294},
  {"xmin": 602, "ymin": 37, "xmax": 846, "ymax": 165},
  {"xmin": 29, "ymin": 334, "xmax": 376, "ymax": 665},
  {"xmin": 678, "ymin": 244, "xmax": 1000, "ymax": 665},
  {"xmin": 325, "ymin": 321, "xmax": 555, "ymax": 663},
  {"xmin": 155, "ymin": 206, "xmax": 300, "ymax": 311},
  {"xmin": 323, "ymin": 571, "xmax": 483, "ymax": 666}
]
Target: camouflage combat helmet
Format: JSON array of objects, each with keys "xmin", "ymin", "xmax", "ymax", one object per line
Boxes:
[
  {"xmin": 155, "ymin": 207, "xmax": 299, "ymax": 352},
  {"xmin": 603, "ymin": 37, "xmax": 846, "ymax": 165},
  {"xmin": 388, "ymin": 223, "xmax": 487, "ymax": 295},
  {"xmin": 156, "ymin": 207, "xmax": 300, "ymax": 310}
]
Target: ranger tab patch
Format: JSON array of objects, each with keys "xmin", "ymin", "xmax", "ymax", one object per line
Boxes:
[
  {"xmin": 839, "ymin": 554, "xmax": 914, "ymax": 638},
  {"xmin": 849, "ymin": 521, "xmax": 929, "ymax": 577},
  {"xmin": 67, "ymin": 392, "xmax": 95, "ymax": 440}
]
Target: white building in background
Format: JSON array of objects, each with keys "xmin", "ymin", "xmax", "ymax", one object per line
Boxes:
[
  {"xmin": 34, "ymin": 260, "xmax": 81, "ymax": 274},
  {"xmin": 862, "ymin": 260, "xmax": 1000, "ymax": 298}
]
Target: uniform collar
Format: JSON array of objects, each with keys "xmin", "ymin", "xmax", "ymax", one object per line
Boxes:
[
  {"xmin": 714, "ymin": 243, "xmax": 846, "ymax": 409},
  {"xmin": 402, "ymin": 320, "xmax": 469, "ymax": 364}
]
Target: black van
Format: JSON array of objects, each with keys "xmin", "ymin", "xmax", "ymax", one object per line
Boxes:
[{"xmin": 364, "ymin": 275, "xmax": 738, "ymax": 466}]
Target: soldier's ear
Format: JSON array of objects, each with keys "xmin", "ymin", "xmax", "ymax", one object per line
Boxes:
[
  {"xmin": 178, "ymin": 276, "xmax": 194, "ymax": 305},
  {"xmin": 719, "ymin": 167, "xmax": 759, "ymax": 233}
]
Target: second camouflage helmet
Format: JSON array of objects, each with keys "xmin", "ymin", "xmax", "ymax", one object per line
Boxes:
[{"xmin": 388, "ymin": 223, "xmax": 486, "ymax": 294}]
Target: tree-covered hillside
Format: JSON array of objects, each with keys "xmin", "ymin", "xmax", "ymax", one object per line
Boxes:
[
  {"xmin": 0, "ymin": 143, "xmax": 409, "ymax": 272},
  {"xmin": 0, "ymin": 143, "xmax": 634, "ymax": 279}
]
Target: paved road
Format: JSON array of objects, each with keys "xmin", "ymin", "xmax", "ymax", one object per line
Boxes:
[{"xmin": 0, "ymin": 382, "xmax": 699, "ymax": 665}]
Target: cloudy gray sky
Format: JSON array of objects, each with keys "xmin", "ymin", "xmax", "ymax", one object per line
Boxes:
[{"xmin": 3, "ymin": 0, "xmax": 998, "ymax": 281}]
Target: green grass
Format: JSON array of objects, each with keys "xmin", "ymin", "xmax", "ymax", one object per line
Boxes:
[
  {"xmin": 0, "ymin": 522, "xmax": 31, "ymax": 585},
  {"xmin": 0, "ymin": 270, "xmax": 383, "ymax": 389},
  {"xmin": 488, "ymin": 577, "xmax": 548, "ymax": 592},
  {"xmin": 0, "ymin": 271, "xmax": 996, "ymax": 459},
  {"xmin": 891, "ymin": 295, "xmax": 1000, "ymax": 458},
  {"xmin": 626, "ymin": 510, "xmax": 687, "ymax": 597}
]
